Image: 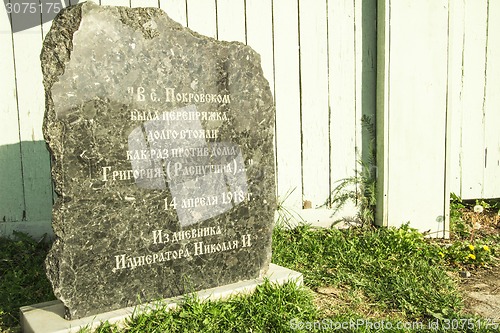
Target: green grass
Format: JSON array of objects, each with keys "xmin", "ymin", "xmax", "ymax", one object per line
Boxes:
[
  {"xmin": 272, "ymin": 224, "xmax": 462, "ymax": 319},
  {"xmin": 83, "ymin": 280, "xmax": 318, "ymax": 333},
  {"xmin": 0, "ymin": 232, "xmax": 55, "ymax": 332},
  {"xmin": 1, "ymin": 223, "xmax": 498, "ymax": 333}
]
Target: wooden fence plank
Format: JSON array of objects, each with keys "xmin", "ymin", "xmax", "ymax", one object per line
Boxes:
[
  {"xmin": 10, "ymin": 6, "xmax": 53, "ymax": 223},
  {"xmin": 0, "ymin": 4, "xmax": 25, "ymax": 222},
  {"xmin": 460, "ymin": 0, "xmax": 488, "ymax": 199},
  {"xmin": 447, "ymin": 0, "xmax": 465, "ymax": 197},
  {"xmin": 385, "ymin": 0, "xmax": 448, "ymax": 234},
  {"xmin": 328, "ymin": 0, "xmax": 357, "ymax": 204},
  {"xmin": 186, "ymin": 0, "xmax": 216, "ymax": 38},
  {"xmin": 354, "ymin": 0, "xmax": 362, "ymax": 169},
  {"xmin": 3, "ymin": 220, "xmax": 54, "ymax": 240},
  {"xmin": 299, "ymin": 0, "xmax": 330, "ymax": 208},
  {"xmin": 245, "ymin": 0, "xmax": 274, "ymax": 93},
  {"xmin": 273, "ymin": 0, "xmax": 302, "ymax": 209},
  {"xmin": 356, "ymin": 0, "xmax": 377, "ymax": 164},
  {"xmin": 483, "ymin": 0, "xmax": 500, "ymax": 198},
  {"xmin": 216, "ymin": 0, "xmax": 245, "ymax": 43},
  {"xmin": 376, "ymin": 0, "xmax": 390, "ymax": 225},
  {"xmin": 159, "ymin": 0, "xmax": 187, "ymax": 26}
]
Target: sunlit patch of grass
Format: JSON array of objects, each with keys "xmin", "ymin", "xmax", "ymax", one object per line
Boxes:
[
  {"xmin": 272, "ymin": 224, "xmax": 463, "ymax": 319},
  {"xmin": 86, "ymin": 280, "xmax": 317, "ymax": 333}
]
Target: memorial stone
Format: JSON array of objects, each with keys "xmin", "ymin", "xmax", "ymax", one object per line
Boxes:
[{"xmin": 41, "ymin": 1, "xmax": 275, "ymax": 319}]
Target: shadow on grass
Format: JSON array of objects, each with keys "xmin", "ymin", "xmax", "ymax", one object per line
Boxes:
[{"xmin": 0, "ymin": 232, "xmax": 55, "ymax": 332}]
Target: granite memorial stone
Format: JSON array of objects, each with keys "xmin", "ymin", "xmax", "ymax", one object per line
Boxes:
[{"xmin": 42, "ymin": 1, "xmax": 275, "ymax": 319}]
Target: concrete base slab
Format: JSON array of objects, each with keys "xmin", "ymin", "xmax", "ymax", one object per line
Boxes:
[{"xmin": 20, "ymin": 264, "xmax": 302, "ymax": 333}]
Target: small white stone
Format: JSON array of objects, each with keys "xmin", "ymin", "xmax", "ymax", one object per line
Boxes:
[{"xmin": 459, "ymin": 271, "xmax": 471, "ymax": 278}]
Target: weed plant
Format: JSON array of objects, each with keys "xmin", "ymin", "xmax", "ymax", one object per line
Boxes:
[
  {"xmin": 329, "ymin": 115, "xmax": 377, "ymax": 226},
  {"xmin": 444, "ymin": 194, "xmax": 499, "ymax": 267}
]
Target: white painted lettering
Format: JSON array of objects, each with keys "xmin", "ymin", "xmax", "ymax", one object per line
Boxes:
[
  {"xmin": 102, "ymin": 166, "xmax": 112, "ymax": 181},
  {"xmin": 137, "ymin": 87, "xmax": 145, "ymax": 101},
  {"xmin": 115, "ymin": 254, "xmax": 126, "ymax": 270},
  {"xmin": 241, "ymin": 234, "xmax": 251, "ymax": 248}
]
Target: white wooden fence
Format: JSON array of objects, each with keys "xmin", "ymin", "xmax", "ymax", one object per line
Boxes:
[
  {"xmin": 1, "ymin": 0, "xmax": 498, "ymax": 239},
  {"xmin": 378, "ymin": 0, "xmax": 500, "ymax": 237},
  {"xmin": 447, "ymin": 0, "xmax": 500, "ymax": 200}
]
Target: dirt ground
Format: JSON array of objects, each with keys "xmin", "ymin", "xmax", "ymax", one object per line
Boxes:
[
  {"xmin": 312, "ymin": 266, "xmax": 500, "ymax": 322},
  {"xmin": 458, "ymin": 207, "xmax": 500, "ymax": 320},
  {"xmin": 459, "ymin": 265, "xmax": 500, "ymax": 320}
]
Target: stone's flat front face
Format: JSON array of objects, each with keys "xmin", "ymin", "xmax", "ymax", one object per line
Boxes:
[{"xmin": 42, "ymin": 2, "xmax": 275, "ymax": 320}]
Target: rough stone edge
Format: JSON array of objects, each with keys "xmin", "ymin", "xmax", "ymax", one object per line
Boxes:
[
  {"xmin": 41, "ymin": 2, "xmax": 84, "ymax": 318},
  {"xmin": 41, "ymin": 2, "xmax": 83, "ymax": 198}
]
